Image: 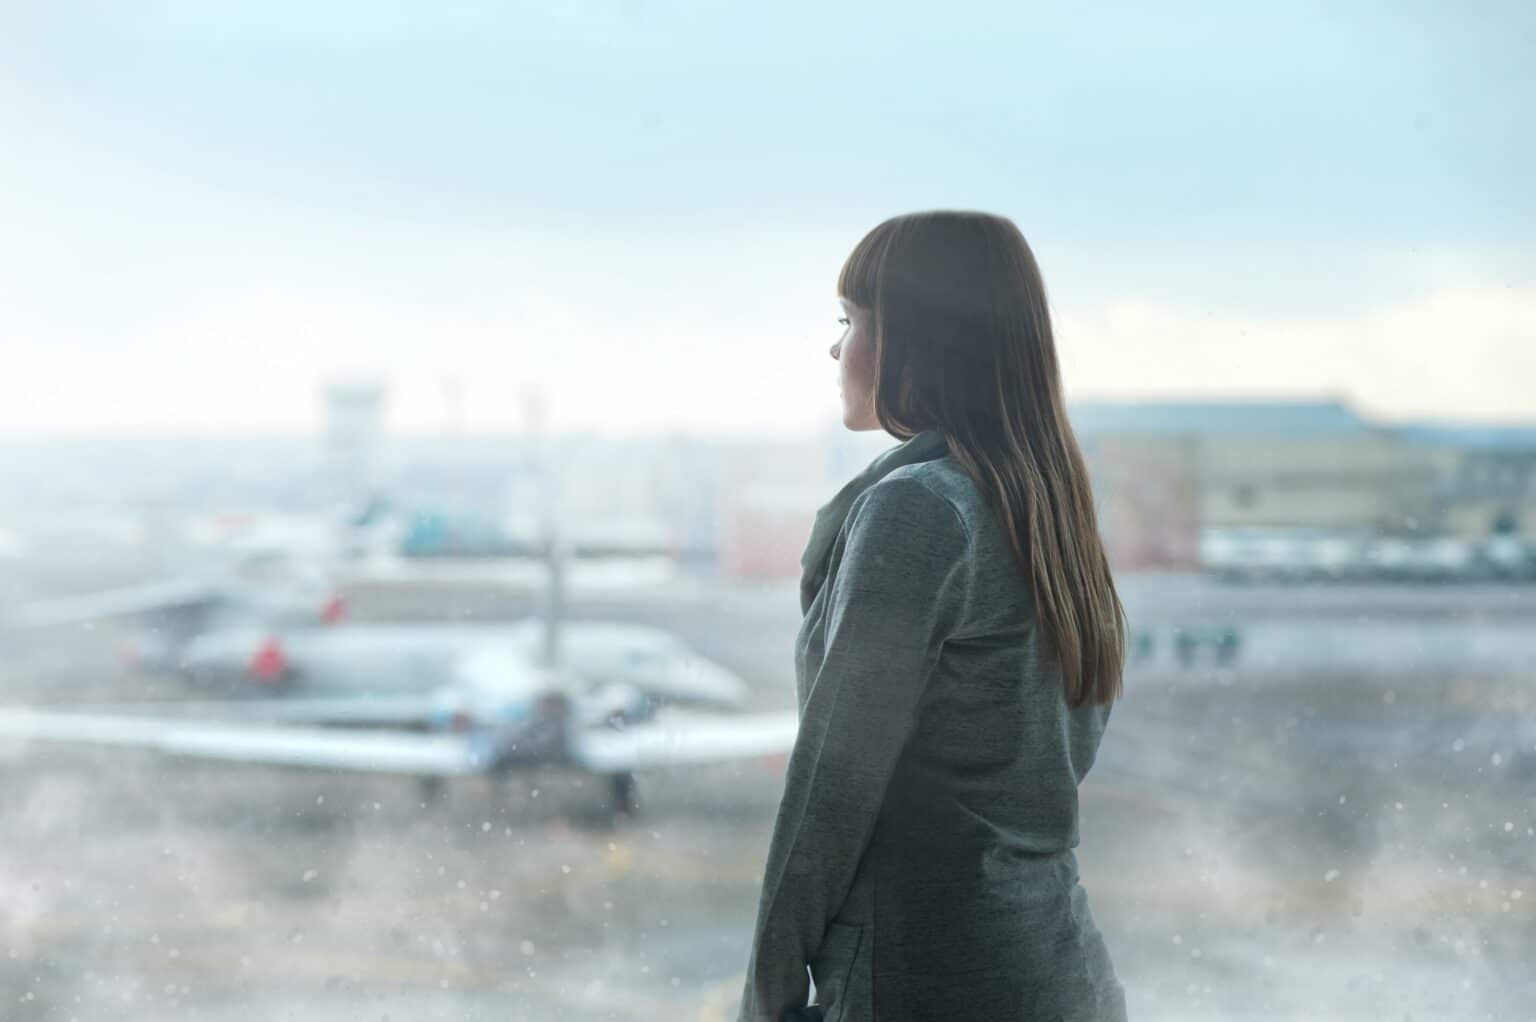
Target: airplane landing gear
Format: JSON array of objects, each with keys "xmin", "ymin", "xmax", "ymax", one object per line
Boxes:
[
  {"xmin": 606, "ymin": 771, "xmax": 639, "ymax": 817},
  {"xmin": 417, "ymin": 775, "xmax": 446, "ymax": 805}
]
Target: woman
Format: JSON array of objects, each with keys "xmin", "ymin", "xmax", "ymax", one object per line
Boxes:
[{"xmin": 737, "ymin": 211, "xmax": 1128, "ymax": 1022}]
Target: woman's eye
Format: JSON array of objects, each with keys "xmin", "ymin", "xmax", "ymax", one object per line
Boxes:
[{"xmin": 837, "ymin": 317, "xmax": 850, "ymax": 327}]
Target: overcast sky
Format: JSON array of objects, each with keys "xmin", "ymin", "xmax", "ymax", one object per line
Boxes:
[{"xmin": 1, "ymin": 1, "xmax": 1532, "ymax": 435}]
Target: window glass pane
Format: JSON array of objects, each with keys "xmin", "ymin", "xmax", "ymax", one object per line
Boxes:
[{"xmin": 1, "ymin": 5, "xmax": 1530, "ymax": 1020}]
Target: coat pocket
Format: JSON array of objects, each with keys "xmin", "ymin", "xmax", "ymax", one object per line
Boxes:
[{"xmin": 809, "ymin": 922, "xmax": 867, "ymax": 1022}]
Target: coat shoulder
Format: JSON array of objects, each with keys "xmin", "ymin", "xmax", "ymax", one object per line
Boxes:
[{"xmin": 875, "ymin": 457, "xmax": 986, "ymax": 538}]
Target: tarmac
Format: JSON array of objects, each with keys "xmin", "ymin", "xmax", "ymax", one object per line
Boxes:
[{"xmin": 1, "ymin": 571, "xmax": 1532, "ymax": 1020}]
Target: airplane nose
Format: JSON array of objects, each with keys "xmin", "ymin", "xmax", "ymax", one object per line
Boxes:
[{"xmin": 685, "ymin": 657, "xmax": 750, "ymax": 708}]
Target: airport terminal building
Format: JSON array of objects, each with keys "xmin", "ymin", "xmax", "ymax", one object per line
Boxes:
[{"xmin": 715, "ymin": 400, "xmax": 1536, "ymax": 582}]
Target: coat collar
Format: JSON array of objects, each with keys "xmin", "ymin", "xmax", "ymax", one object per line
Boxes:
[{"xmin": 799, "ymin": 428, "xmax": 951, "ymax": 615}]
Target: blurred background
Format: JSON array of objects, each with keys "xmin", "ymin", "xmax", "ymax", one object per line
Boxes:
[{"xmin": 1, "ymin": 2, "xmax": 1532, "ymax": 1020}]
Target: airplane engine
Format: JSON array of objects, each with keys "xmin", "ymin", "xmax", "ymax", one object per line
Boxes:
[
  {"xmin": 580, "ymin": 682, "xmax": 654, "ymax": 729},
  {"xmin": 474, "ymin": 690, "xmax": 574, "ymax": 770}
]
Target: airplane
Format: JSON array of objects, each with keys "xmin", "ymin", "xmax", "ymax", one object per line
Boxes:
[
  {"xmin": 0, "ymin": 651, "xmax": 799, "ymax": 817},
  {"xmin": 5, "ymin": 523, "xmax": 742, "ymax": 706},
  {"xmin": 1, "ymin": 567, "xmax": 349, "ymax": 675},
  {"xmin": 0, "ymin": 523, "xmax": 799, "ymax": 816},
  {"xmin": 175, "ymin": 480, "xmax": 715, "ymax": 589},
  {"xmin": 165, "ymin": 617, "xmax": 755, "ymax": 709},
  {"xmin": 331, "ymin": 500, "xmax": 714, "ymax": 592}
]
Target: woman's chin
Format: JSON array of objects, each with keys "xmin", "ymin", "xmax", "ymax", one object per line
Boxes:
[{"xmin": 840, "ymin": 409, "xmax": 876, "ymax": 432}]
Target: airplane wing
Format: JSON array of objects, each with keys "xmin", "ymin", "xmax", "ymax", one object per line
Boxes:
[
  {"xmin": 336, "ymin": 555, "xmax": 680, "ymax": 590},
  {"xmin": 571, "ymin": 708, "xmax": 799, "ymax": 773},
  {"xmin": 53, "ymin": 696, "xmax": 446, "ymax": 729},
  {"xmin": 0, "ymin": 707, "xmax": 488, "ymax": 775},
  {"xmin": 0, "ymin": 704, "xmax": 801, "ymax": 778},
  {"xmin": 2, "ymin": 577, "xmax": 219, "ymax": 631}
]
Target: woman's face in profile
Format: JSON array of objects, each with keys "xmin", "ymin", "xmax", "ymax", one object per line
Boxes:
[{"xmin": 832, "ymin": 296, "xmax": 879, "ymax": 430}]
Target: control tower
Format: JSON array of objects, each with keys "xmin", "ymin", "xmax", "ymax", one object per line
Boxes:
[{"xmin": 322, "ymin": 378, "xmax": 387, "ymax": 505}]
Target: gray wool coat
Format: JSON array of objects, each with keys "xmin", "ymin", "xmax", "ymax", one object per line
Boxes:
[{"xmin": 738, "ymin": 430, "xmax": 1127, "ymax": 1022}]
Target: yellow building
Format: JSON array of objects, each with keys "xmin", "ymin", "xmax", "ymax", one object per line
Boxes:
[
  {"xmin": 1071, "ymin": 399, "xmax": 1536, "ymax": 579},
  {"xmin": 1395, "ymin": 425, "xmax": 1536, "ymax": 541}
]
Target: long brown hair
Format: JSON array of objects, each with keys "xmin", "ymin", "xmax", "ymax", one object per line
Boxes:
[{"xmin": 839, "ymin": 210, "xmax": 1124, "ymax": 707}]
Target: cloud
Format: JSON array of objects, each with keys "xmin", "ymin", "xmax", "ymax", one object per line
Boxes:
[{"xmin": 1057, "ymin": 285, "xmax": 1536, "ymax": 421}]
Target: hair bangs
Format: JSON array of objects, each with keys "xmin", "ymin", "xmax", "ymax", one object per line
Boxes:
[{"xmin": 837, "ymin": 218, "xmax": 899, "ymax": 308}]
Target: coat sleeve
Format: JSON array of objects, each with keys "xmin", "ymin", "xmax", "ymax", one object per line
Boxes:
[{"xmin": 738, "ymin": 476, "xmax": 972, "ymax": 1022}]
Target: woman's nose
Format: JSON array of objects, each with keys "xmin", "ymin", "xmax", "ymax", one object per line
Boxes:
[{"xmin": 829, "ymin": 342, "xmax": 840, "ymax": 360}]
